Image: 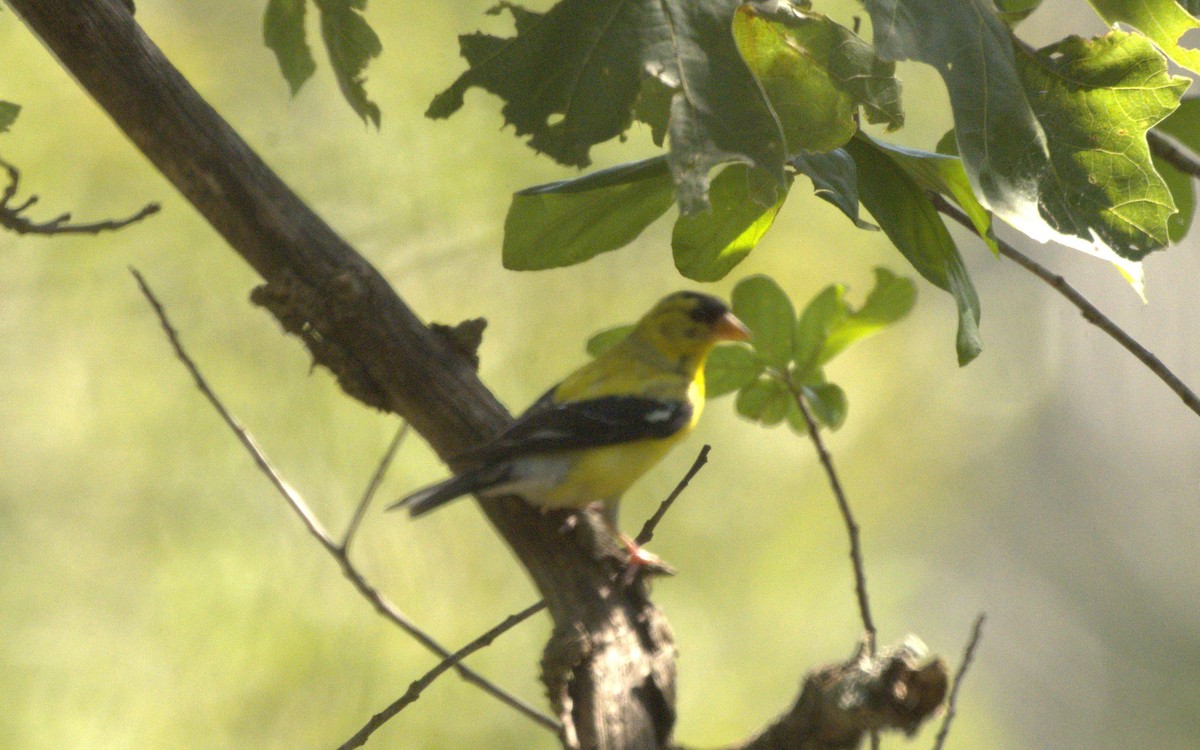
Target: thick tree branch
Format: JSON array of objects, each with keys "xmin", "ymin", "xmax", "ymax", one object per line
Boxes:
[{"xmin": 6, "ymin": 2, "xmax": 677, "ymax": 746}]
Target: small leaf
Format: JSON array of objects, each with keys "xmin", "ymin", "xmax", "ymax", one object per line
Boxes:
[
  {"xmin": 793, "ymin": 284, "xmax": 847, "ymax": 376},
  {"xmin": 672, "ymin": 164, "xmax": 791, "ymax": 282},
  {"xmin": 731, "ymin": 275, "xmax": 797, "ymax": 369},
  {"xmin": 791, "ymin": 148, "xmax": 877, "ymax": 230},
  {"xmin": 845, "ymin": 136, "xmax": 982, "ymax": 365},
  {"xmin": 504, "ymin": 157, "xmax": 676, "ymax": 270},
  {"xmin": 0, "ymin": 101, "xmax": 20, "ymax": 134},
  {"xmin": 800, "ymin": 382, "xmax": 848, "ymax": 430},
  {"xmin": 264, "ymin": 0, "xmax": 317, "ymax": 95},
  {"xmin": 818, "ymin": 268, "xmax": 917, "ymax": 365},
  {"xmin": 317, "ymin": 0, "xmax": 382, "ymax": 127},
  {"xmin": 586, "ymin": 325, "xmax": 634, "ymax": 358},
  {"xmin": 735, "ymin": 377, "xmax": 791, "ymax": 426},
  {"xmin": 705, "ymin": 344, "xmax": 765, "ymax": 398}
]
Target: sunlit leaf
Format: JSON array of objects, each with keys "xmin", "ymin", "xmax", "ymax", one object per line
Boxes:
[
  {"xmin": 735, "ymin": 377, "xmax": 791, "ymax": 425},
  {"xmin": 1015, "ymin": 32, "xmax": 1188, "ymax": 260},
  {"xmin": 1155, "ymin": 96, "xmax": 1200, "ymax": 151},
  {"xmin": 731, "ymin": 275, "xmax": 796, "ymax": 369},
  {"xmin": 503, "ymin": 157, "xmax": 676, "ymax": 270},
  {"xmin": 732, "ymin": 3, "xmax": 902, "ymax": 153},
  {"xmin": 318, "ymin": 0, "xmax": 383, "ymax": 127},
  {"xmin": 705, "ymin": 344, "xmax": 764, "ymax": 398},
  {"xmin": 672, "ymin": 165, "xmax": 790, "ymax": 281},
  {"xmin": 846, "ymin": 136, "xmax": 982, "ymax": 365},
  {"xmin": 1088, "ymin": 0, "xmax": 1200, "ymax": 74},
  {"xmin": 264, "ymin": 0, "xmax": 317, "ymax": 95}
]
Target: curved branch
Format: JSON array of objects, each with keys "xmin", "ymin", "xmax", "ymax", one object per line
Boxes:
[
  {"xmin": 0, "ymin": 159, "xmax": 160, "ymax": 235},
  {"xmin": 7, "ymin": 2, "xmax": 674, "ymax": 746},
  {"xmin": 931, "ymin": 193, "xmax": 1200, "ymax": 419}
]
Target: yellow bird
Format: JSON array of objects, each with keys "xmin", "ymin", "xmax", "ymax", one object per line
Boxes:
[{"xmin": 390, "ymin": 291, "xmax": 749, "ymax": 563}]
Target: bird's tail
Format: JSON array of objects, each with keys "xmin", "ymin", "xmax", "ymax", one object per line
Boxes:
[{"xmin": 388, "ymin": 464, "xmax": 508, "ymax": 518}]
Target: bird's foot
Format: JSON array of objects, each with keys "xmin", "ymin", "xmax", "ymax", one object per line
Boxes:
[{"xmin": 620, "ymin": 535, "xmax": 675, "ymax": 585}]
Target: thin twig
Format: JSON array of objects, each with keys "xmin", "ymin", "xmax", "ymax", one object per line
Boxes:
[
  {"xmin": 790, "ymin": 387, "xmax": 877, "ymax": 651},
  {"xmin": 634, "ymin": 445, "xmax": 710, "ymax": 546},
  {"xmin": 1149, "ymin": 129, "xmax": 1200, "ymax": 179},
  {"xmin": 337, "ymin": 599, "xmax": 550, "ymax": 750},
  {"xmin": 1, "ymin": 159, "xmax": 159, "ymax": 235},
  {"xmin": 341, "ymin": 422, "xmax": 410, "ymax": 550},
  {"xmin": 131, "ymin": 268, "xmax": 559, "ymax": 733},
  {"xmin": 931, "ymin": 613, "xmax": 986, "ymax": 750},
  {"xmin": 931, "ymin": 194, "xmax": 1200, "ymax": 419}
]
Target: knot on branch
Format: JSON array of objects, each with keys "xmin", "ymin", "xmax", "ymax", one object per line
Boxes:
[
  {"xmin": 430, "ymin": 317, "xmax": 487, "ymax": 371},
  {"xmin": 250, "ymin": 267, "xmax": 391, "ymax": 411},
  {"xmin": 750, "ymin": 636, "xmax": 947, "ymax": 750}
]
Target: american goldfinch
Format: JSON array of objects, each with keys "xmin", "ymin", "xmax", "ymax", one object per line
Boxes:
[{"xmin": 390, "ymin": 291, "xmax": 749, "ymax": 562}]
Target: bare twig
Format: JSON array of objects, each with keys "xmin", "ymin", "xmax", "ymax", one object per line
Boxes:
[
  {"xmin": 338, "ymin": 599, "xmax": 550, "ymax": 750},
  {"xmin": 634, "ymin": 445, "xmax": 710, "ymax": 547},
  {"xmin": 931, "ymin": 194, "xmax": 1200, "ymax": 419},
  {"xmin": 931, "ymin": 613, "xmax": 986, "ymax": 750},
  {"xmin": 0, "ymin": 159, "xmax": 159, "ymax": 235},
  {"xmin": 1149, "ymin": 129, "xmax": 1200, "ymax": 179},
  {"xmin": 341, "ymin": 422, "xmax": 410, "ymax": 550},
  {"xmin": 789, "ymin": 387, "xmax": 877, "ymax": 651},
  {"xmin": 130, "ymin": 268, "xmax": 559, "ymax": 733}
]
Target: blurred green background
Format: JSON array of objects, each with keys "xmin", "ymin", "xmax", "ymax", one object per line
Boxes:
[{"xmin": 2, "ymin": 1, "xmax": 1198, "ymax": 748}]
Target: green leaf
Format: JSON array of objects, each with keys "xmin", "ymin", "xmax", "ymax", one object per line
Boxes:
[
  {"xmin": 317, "ymin": 0, "xmax": 382, "ymax": 127},
  {"xmin": 793, "ymin": 284, "xmax": 846, "ymax": 376},
  {"xmin": 819, "ymin": 268, "xmax": 916, "ymax": 365},
  {"xmin": 264, "ymin": 0, "xmax": 317, "ymax": 95},
  {"xmin": 994, "ymin": 0, "xmax": 1043, "ymax": 25},
  {"xmin": 672, "ymin": 164, "xmax": 790, "ymax": 282},
  {"xmin": 1152, "ymin": 151, "xmax": 1196, "ymax": 243},
  {"xmin": 799, "ymin": 382, "xmax": 847, "ymax": 431},
  {"xmin": 705, "ymin": 344, "xmax": 764, "ymax": 398},
  {"xmin": 1155, "ymin": 96, "xmax": 1200, "ymax": 152},
  {"xmin": 585, "ymin": 325, "xmax": 634, "ymax": 357},
  {"xmin": 860, "ymin": 4, "xmax": 1184, "ymax": 279},
  {"xmin": 791, "ymin": 148, "xmax": 877, "ymax": 230},
  {"xmin": 1087, "ymin": 0, "xmax": 1200, "ymax": 74},
  {"xmin": 845, "ymin": 136, "xmax": 982, "ymax": 365},
  {"xmin": 427, "ymin": 0, "xmax": 787, "ymax": 212},
  {"xmin": 731, "ymin": 275, "xmax": 796, "ymax": 369},
  {"xmin": 1014, "ymin": 32, "xmax": 1188, "ymax": 261},
  {"xmin": 862, "ymin": 134, "xmax": 998, "ymax": 256},
  {"xmin": 503, "ymin": 157, "xmax": 676, "ymax": 270},
  {"xmin": 732, "ymin": 3, "xmax": 902, "ymax": 153},
  {"xmin": 0, "ymin": 101, "xmax": 20, "ymax": 134},
  {"xmin": 735, "ymin": 377, "xmax": 791, "ymax": 426}
]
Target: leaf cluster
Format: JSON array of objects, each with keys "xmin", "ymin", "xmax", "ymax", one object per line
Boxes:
[{"xmin": 588, "ymin": 271, "xmax": 916, "ymax": 432}]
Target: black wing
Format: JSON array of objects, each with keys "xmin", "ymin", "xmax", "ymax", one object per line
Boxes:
[{"xmin": 453, "ymin": 394, "xmax": 693, "ymax": 465}]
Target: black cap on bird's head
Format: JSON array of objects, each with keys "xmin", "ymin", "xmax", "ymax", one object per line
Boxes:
[{"xmin": 630, "ymin": 291, "xmax": 750, "ymax": 361}]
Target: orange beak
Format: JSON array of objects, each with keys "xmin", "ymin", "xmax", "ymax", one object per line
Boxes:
[{"xmin": 714, "ymin": 311, "xmax": 751, "ymax": 342}]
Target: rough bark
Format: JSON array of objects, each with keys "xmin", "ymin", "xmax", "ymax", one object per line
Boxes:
[{"xmin": 6, "ymin": 2, "xmax": 948, "ymax": 748}]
